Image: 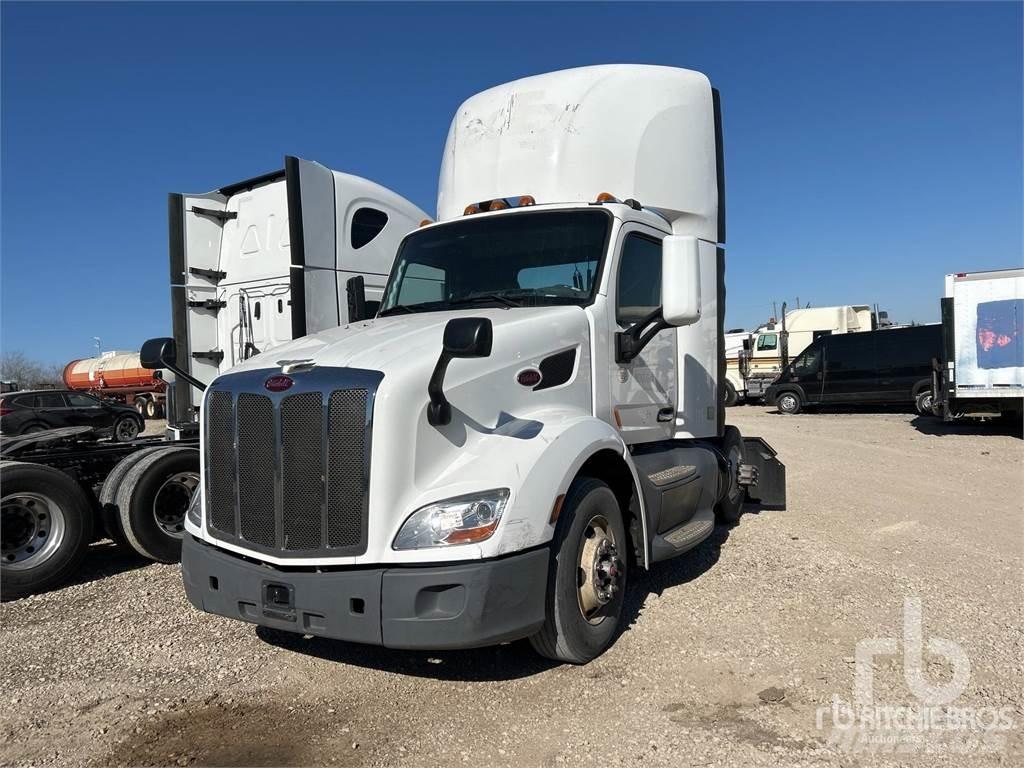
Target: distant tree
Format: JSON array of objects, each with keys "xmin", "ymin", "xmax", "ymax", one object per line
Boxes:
[{"xmin": 0, "ymin": 352, "xmax": 64, "ymax": 390}]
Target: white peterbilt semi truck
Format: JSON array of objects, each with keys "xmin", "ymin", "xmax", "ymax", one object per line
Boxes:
[{"xmin": 152, "ymin": 65, "xmax": 786, "ymax": 663}]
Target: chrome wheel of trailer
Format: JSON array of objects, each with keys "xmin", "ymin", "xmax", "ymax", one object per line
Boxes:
[
  {"xmin": 152, "ymin": 470, "xmax": 199, "ymax": 539},
  {"xmin": 576, "ymin": 514, "xmax": 623, "ymax": 625},
  {"xmin": 1, "ymin": 491, "xmax": 67, "ymax": 570}
]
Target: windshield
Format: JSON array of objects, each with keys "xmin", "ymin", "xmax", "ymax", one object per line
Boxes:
[{"xmin": 379, "ymin": 209, "xmax": 610, "ymax": 315}]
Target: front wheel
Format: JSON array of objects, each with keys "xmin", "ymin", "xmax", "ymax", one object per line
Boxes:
[
  {"xmin": 529, "ymin": 477, "xmax": 627, "ymax": 664},
  {"xmin": 915, "ymin": 390, "xmax": 934, "ymax": 416},
  {"xmin": 776, "ymin": 391, "xmax": 802, "ymax": 415},
  {"xmin": 723, "ymin": 379, "xmax": 739, "ymax": 407}
]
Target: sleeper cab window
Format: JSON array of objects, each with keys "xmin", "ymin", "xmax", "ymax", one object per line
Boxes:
[
  {"xmin": 758, "ymin": 333, "xmax": 778, "ymax": 351},
  {"xmin": 351, "ymin": 207, "xmax": 389, "ymax": 249},
  {"xmin": 616, "ymin": 234, "xmax": 662, "ymax": 325}
]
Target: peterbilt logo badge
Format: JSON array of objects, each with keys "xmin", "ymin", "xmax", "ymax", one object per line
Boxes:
[
  {"xmin": 264, "ymin": 375, "xmax": 294, "ymax": 392},
  {"xmin": 516, "ymin": 368, "xmax": 543, "ymax": 388}
]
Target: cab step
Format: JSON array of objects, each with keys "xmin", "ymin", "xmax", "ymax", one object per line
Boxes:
[{"xmin": 650, "ymin": 508, "xmax": 715, "ymax": 562}]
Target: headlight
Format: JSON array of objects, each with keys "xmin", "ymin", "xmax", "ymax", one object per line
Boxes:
[
  {"xmin": 393, "ymin": 489, "xmax": 509, "ymax": 550},
  {"xmin": 186, "ymin": 488, "xmax": 202, "ymax": 528}
]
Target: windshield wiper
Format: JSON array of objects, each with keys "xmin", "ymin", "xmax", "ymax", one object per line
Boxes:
[
  {"xmin": 378, "ymin": 304, "xmax": 419, "ymax": 317},
  {"xmin": 448, "ymin": 293, "xmax": 522, "ymax": 309}
]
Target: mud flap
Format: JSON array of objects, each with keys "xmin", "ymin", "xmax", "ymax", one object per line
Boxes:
[{"xmin": 741, "ymin": 437, "xmax": 786, "ymax": 508}]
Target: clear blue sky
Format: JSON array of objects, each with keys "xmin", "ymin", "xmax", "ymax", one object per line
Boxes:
[{"xmin": 2, "ymin": 2, "xmax": 1021, "ymax": 364}]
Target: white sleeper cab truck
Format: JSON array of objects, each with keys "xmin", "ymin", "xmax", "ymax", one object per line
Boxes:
[
  {"xmin": 161, "ymin": 156, "xmax": 428, "ymax": 437},
  {"xmin": 160, "ymin": 66, "xmax": 786, "ymax": 663},
  {"xmin": 933, "ymin": 268, "xmax": 1024, "ymax": 421},
  {"xmin": 724, "ymin": 304, "xmax": 873, "ymax": 405}
]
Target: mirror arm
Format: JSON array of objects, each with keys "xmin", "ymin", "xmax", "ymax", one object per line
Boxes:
[
  {"xmin": 426, "ymin": 352, "xmax": 454, "ymax": 426},
  {"xmin": 615, "ymin": 306, "xmax": 670, "ymax": 364},
  {"xmin": 164, "ymin": 363, "xmax": 207, "ymax": 395}
]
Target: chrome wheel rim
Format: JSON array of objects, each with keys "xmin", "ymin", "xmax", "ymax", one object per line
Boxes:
[
  {"xmin": 779, "ymin": 394, "xmax": 797, "ymax": 412},
  {"xmin": 153, "ymin": 471, "xmax": 198, "ymax": 538},
  {"xmin": 116, "ymin": 419, "xmax": 137, "ymax": 441},
  {"xmin": 576, "ymin": 515, "xmax": 623, "ymax": 625},
  {"xmin": 1, "ymin": 492, "xmax": 67, "ymax": 569}
]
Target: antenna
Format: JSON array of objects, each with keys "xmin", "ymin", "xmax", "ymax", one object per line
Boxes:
[{"xmin": 93, "ymin": 337, "xmax": 102, "ymax": 355}]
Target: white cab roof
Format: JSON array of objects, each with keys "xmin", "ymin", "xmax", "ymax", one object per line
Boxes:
[{"xmin": 437, "ymin": 65, "xmax": 719, "ymax": 241}]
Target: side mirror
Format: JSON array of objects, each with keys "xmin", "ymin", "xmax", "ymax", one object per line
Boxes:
[
  {"xmin": 140, "ymin": 336, "xmax": 207, "ymax": 394},
  {"xmin": 661, "ymin": 235, "xmax": 701, "ymax": 327},
  {"xmin": 140, "ymin": 337, "xmax": 176, "ymax": 370},
  {"xmin": 443, "ymin": 317, "xmax": 493, "ymax": 358},
  {"xmin": 346, "ymin": 275, "xmax": 367, "ymax": 322},
  {"xmin": 428, "ymin": 318, "xmax": 493, "ymax": 426}
]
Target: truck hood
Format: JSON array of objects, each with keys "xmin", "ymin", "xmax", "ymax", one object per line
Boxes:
[{"xmin": 224, "ymin": 305, "xmax": 589, "ymax": 379}]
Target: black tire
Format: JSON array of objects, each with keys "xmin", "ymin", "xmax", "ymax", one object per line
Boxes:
[
  {"xmin": 134, "ymin": 398, "xmax": 148, "ymax": 418},
  {"xmin": 715, "ymin": 425, "xmax": 745, "ymax": 525},
  {"xmin": 915, "ymin": 390, "xmax": 934, "ymax": 416},
  {"xmin": 112, "ymin": 416, "xmax": 141, "ymax": 442},
  {"xmin": 1, "ymin": 461, "xmax": 94, "ymax": 600},
  {"xmin": 98, "ymin": 447, "xmax": 169, "ymax": 548},
  {"xmin": 154, "ymin": 402, "xmax": 165, "ymax": 420},
  {"xmin": 723, "ymin": 379, "xmax": 739, "ymax": 407},
  {"xmin": 775, "ymin": 390, "xmax": 802, "ymax": 415},
  {"xmin": 116, "ymin": 448, "xmax": 199, "ymax": 563},
  {"xmin": 529, "ymin": 477, "xmax": 627, "ymax": 664},
  {"xmin": 145, "ymin": 399, "xmax": 158, "ymax": 420}
]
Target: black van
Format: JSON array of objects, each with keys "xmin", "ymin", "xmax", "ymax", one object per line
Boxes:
[{"xmin": 766, "ymin": 324, "xmax": 943, "ymax": 414}]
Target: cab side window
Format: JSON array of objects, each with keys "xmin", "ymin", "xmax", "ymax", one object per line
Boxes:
[
  {"xmin": 350, "ymin": 208, "xmax": 389, "ymax": 250},
  {"xmin": 34, "ymin": 393, "xmax": 66, "ymax": 408},
  {"xmin": 793, "ymin": 348, "xmax": 821, "ymax": 376},
  {"xmin": 616, "ymin": 234, "xmax": 662, "ymax": 324},
  {"xmin": 757, "ymin": 333, "xmax": 778, "ymax": 351}
]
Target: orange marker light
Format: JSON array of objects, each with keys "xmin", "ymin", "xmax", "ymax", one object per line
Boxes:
[
  {"xmin": 596, "ymin": 192, "xmax": 619, "ymax": 203},
  {"xmin": 518, "ymin": 195, "xmax": 536, "ymax": 207},
  {"xmin": 489, "ymin": 199, "xmax": 509, "ymax": 211},
  {"xmin": 464, "ymin": 204, "xmax": 480, "ymax": 216},
  {"xmin": 419, "ymin": 219, "xmax": 433, "ymax": 228}
]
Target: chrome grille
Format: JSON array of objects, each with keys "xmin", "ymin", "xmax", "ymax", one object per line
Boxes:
[
  {"xmin": 237, "ymin": 394, "xmax": 275, "ymax": 548},
  {"xmin": 327, "ymin": 389, "xmax": 368, "ymax": 548},
  {"xmin": 281, "ymin": 392, "xmax": 324, "ymax": 551},
  {"xmin": 203, "ymin": 368, "xmax": 379, "ymax": 558},
  {"xmin": 207, "ymin": 391, "xmax": 236, "ymax": 535}
]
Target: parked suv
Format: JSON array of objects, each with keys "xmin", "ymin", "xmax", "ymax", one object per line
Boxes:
[{"xmin": 0, "ymin": 390, "xmax": 143, "ymax": 441}]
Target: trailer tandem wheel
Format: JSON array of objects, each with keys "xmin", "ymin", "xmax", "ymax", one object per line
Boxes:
[
  {"xmin": 116, "ymin": 447, "xmax": 199, "ymax": 563},
  {"xmin": 1, "ymin": 461, "xmax": 95, "ymax": 600}
]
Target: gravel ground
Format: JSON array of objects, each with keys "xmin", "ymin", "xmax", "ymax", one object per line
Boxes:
[{"xmin": 2, "ymin": 407, "xmax": 1021, "ymax": 767}]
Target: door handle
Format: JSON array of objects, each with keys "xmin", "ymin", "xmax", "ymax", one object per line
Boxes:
[{"xmin": 657, "ymin": 407, "xmax": 674, "ymax": 422}]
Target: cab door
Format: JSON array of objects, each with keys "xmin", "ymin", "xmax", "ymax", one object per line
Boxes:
[{"xmin": 608, "ymin": 227, "xmax": 677, "ymax": 444}]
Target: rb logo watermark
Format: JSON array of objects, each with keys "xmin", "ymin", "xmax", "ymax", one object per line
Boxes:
[{"xmin": 817, "ymin": 597, "xmax": 1015, "ymax": 754}]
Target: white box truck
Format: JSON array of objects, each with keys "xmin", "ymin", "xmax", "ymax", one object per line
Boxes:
[
  {"xmin": 156, "ymin": 65, "xmax": 785, "ymax": 663},
  {"xmin": 724, "ymin": 304, "xmax": 874, "ymax": 405},
  {"xmin": 933, "ymin": 268, "xmax": 1024, "ymax": 420}
]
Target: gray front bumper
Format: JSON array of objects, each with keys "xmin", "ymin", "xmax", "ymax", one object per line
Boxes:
[{"xmin": 181, "ymin": 535, "xmax": 549, "ymax": 650}]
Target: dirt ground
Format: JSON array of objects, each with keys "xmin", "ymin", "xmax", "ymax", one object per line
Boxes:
[{"xmin": 2, "ymin": 407, "xmax": 1022, "ymax": 767}]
